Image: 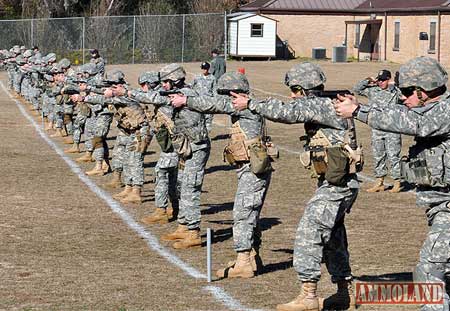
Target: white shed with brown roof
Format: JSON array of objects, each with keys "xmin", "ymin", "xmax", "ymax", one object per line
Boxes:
[{"xmin": 228, "ymin": 13, "xmax": 277, "ymax": 58}]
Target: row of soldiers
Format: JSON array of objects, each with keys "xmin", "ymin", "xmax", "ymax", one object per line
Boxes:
[{"xmin": 2, "ymin": 45, "xmax": 448, "ymax": 311}]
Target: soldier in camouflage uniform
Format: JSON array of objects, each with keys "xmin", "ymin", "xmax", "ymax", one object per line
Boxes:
[
  {"xmin": 102, "ymin": 77, "xmax": 151, "ymax": 204},
  {"xmin": 210, "ymin": 48, "xmax": 226, "ymax": 80},
  {"xmin": 90, "ymin": 49, "xmax": 105, "ymax": 76},
  {"xmin": 72, "ymin": 69, "xmax": 116, "ymax": 176},
  {"xmin": 233, "ymin": 62, "xmax": 360, "ymax": 311},
  {"xmin": 137, "ymin": 72, "xmax": 181, "ymax": 225},
  {"xmin": 50, "ymin": 59, "xmax": 74, "ymax": 139},
  {"xmin": 73, "ymin": 64, "xmax": 107, "ymax": 166},
  {"xmin": 192, "ymin": 62, "xmax": 216, "ymax": 132},
  {"xmin": 171, "ymin": 72, "xmax": 272, "ymax": 278},
  {"xmin": 104, "ymin": 73, "xmax": 156, "ymax": 196},
  {"xmin": 354, "ymin": 70, "xmax": 403, "ymax": 193},
  {"xmin": 64, "ymin": 64, "xmax": 97, "ymax": 155},
  {"xmin": 335, "ymin": 56, "xmax": 449, "ymax": 311},
  {"xmin": 129, "ymin": 63, "xmax": 210, "ymax": 249}
]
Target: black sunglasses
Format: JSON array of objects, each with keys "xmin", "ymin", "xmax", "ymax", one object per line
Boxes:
[
  {"xmin": 290, "ymin": 85, "xmax": 303, "ymax": 93},
  {"xmin": 400, "ymin": 86, "xmax": 416, "ymax": 98}
]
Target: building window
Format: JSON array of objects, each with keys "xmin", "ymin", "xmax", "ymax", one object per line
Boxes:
[
  {"xmin": 354, "ymin": 24, "xmax": 360, "ymax": 48},
  {"xmin": 393, "ymin": 21, "xmax": 400, "ymax": 51},
  {"xmin": 251, "ymin": 23, "xmax": 263, "ymax": 37},
  {"xmin": 429, "ymin": 21, "xmax": 437, "ymax": 52}
]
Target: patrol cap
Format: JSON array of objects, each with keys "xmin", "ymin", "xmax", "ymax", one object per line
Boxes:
[
  {"xmin": 376, "ymin": 70, "xmax": 391, "ymax": 81},
  {"xmin": 200, "ymin": 62, "xmax": 210, "ymax": 70},
  {"xmin": 398, "ymin": 56, "xmax": 448, "ymax": 91}
]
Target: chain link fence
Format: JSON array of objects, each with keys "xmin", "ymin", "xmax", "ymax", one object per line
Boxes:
[{"xmin": 0, "ymin": 13, "xmax": 226, "ymax": 65}]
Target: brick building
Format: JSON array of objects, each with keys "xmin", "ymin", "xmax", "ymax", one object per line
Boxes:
[{"xmin": 239, "ymin": 0, "xmax": 450, "ymax": 66}]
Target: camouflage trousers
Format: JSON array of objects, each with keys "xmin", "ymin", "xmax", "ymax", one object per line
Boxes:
[
  {"xmin": 72, "ymin": 114, "xmax": 87, "ymax": 144},
  {"xmin": 294, "ymin": 178, "xmax": 359, "ymax": 282},
  {"xmin": 54, "ymin": 103, "xmax": 64, "ymax": 129},
  {"xmin": 155, "ymin": 151, "xmax": 179, "ymax": 209},
  {"xmin": 20, "ymin": 76, "xmax": 30, "ymax": 98},
  {"xmin": 7, "ymin": 68, "xmax": 13, "ymax": 90},
  {"xmin": 371, "ymin": 129, "xmax": 402, "ymax": 180},
  {"xmin": 122, "ymin": 132, "xmax": 145, "ymax": 187},
  {"xmin": 46, "ymin": 97, "xmax": 56, "ymax": 123},
  {"xmin": 30, "ymin": 87, "xmax": 41, "ymax": 110},
  {"xmin": 177, "ymin": 143, "xmax": 211, "ymax": 230},
  {"xmin": 205, "ymin": 114, "xmax": 214, "ymax": 132},
  {"xmin": 111, "ymin": 132, "xmax": 129, "ymax": 173},
  {"xmin": 85, "ymin": 113, "xmax": 112, "ymax": 161},
  {"xmin": 63, "ymin": 103, "xmax": 74, "ymax": 135},
  {"xmin": 13, "ymin": 71, "xmax": 22, "ymax": 93},
  {"xmin": 414, "ymin": 192, "xmax": 450, "ymax": 311},
  {"xmin": 233, "ymin": 163, "xmax": 271, "ymax": 252}
]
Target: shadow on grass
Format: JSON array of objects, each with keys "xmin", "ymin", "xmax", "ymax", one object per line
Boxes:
[
  {"xmin": 210, "ymin": 134, "xmax": 230, "ymax": 141},
  {"xmin": 354, "ymin": 272, "xmax": 413, "ymax": 282},
  {"xmin": 202, "ymin": 202, "xmax": 234, "ymax": 215},
  {"xmin": 205, "ymin": 164, "xmax": 235, "ymax": 175},
  {"xmin": 204, "ymin": 217, "xmax": 282, "ymax": 245}
]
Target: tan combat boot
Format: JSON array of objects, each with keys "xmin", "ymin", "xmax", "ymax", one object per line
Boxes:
[
  {"xmin": 113, "ymin": 185, "xmax": 132, "ymax": 200},
  {"xmin": 161, "ymin": 225, "xmax": 189, "ymax": 241},
  {"xmin": 389, "ymin": 180, "xmax": 403, "ymax": 193},
  {"xmin": 50, "ymin": 128, "xmax": 64, "ymax": 138},
  {"xmin": 276, "ymin": 282, "xmax": 320, "ymax": 311},
  {"xmin": 64, "ymin": 143, "xmax": 80, "ymax": 154},
  {"xmin": 322, "ymin": 281, "xmax": 356, "ymax": 310},
  {"xmin": 105, "ymin": 171, "xmax": 122, "ymax": 189},
  {"xmin": 86, "ymin": 161, "xmax": 105, "ymax": 176},
  {"xmin": 172, "ymin": 229, "xmax": 202, "ymax": 249},
  {"xmin": 44, "ymin": 120, "xmax": 53, "ymax": 131},
  {"xmin": 366, "ymin": 177, "xmax": 385, "ymax": 193},
  {"xmin": 120, "ymin": 186, "xmax": 142, "ymax": 204},
  {"xmin": 63, "ymin": 136, "xmax": 74, "ymax": 145},
  {"xmin": 102, "ymin": 160, "xmax": 110, "ymax": 174},
  {"xmin": 141, "ymin": 208, "xmax": 169, "ymax": 225},
  {"xmin": 76, "ymin": 151, "xmax": 94, "ymax": 163},
  {"xmin": 216, "ymin": 251, "xmax": 255, "ymax": 279}
]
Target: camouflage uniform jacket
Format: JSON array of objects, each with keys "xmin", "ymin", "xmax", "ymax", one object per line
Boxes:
[
  {"xmin": 187, "ymin": 94, "xmax": 263, "ymax": 139},
  {"xmin": 132, "ymin": 87, "xmax": 175, "ymax": 129},
  {"xmin": 90, "ymin": 56, "xmax": 105, "ymax": 75},
  {"xmin": 83, "ymin": 93, "xmax": 113, "ymax": 115},
  {"xmin": 248, "ymin": 95, "xmax": 349, "ymax": 145},
  {"xmin": 355, "ymin": 92, "xmax": 450, "ymax": 218},
  {"xmin": 210, "ymin": 56, "xmax": 226, "ymax": 80},
  {"xmin": 129, "ymin": 87, "xmax": 209, "ymax": 151},
  {"xmin": 192, "ymin": 74, "xmax": 216, "ymax": 97},
  {"xmin": 353, "ymin": 79, "xmax": 401, "ymax": 108}
]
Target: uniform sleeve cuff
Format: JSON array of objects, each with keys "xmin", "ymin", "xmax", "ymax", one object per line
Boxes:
[{"xmin": 356, "ymin": 104, "xmax": 370, "ymax": 123}]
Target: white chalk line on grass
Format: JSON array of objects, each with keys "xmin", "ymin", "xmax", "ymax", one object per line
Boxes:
[{"xmin": 0, "ymin": 82, "xmax": 263, "ymax": 311}]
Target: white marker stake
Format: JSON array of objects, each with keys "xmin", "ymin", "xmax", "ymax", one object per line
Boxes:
[{"xmin": 207, "ymin": 228, "xmax": 213, "ymax": 283}]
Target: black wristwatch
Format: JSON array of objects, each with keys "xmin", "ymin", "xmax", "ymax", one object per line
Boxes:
[{"xmin": 352, "ymin": 104, "xmax": 361, "ymax": 117}]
